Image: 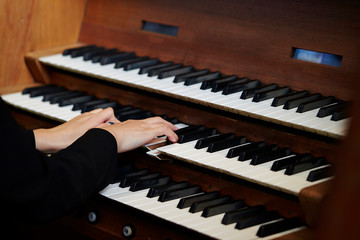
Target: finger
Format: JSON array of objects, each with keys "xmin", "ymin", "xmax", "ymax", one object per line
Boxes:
[
  {"xmin": 103, "ymin": 108, "xmax": 121, "ymax": 123},
  {"xmin": 91, "ymin": 108, "xmax": 119, "ymax": 125},
  {"xmin": 144, "ymin": 116, "xmax": 178, "ymax": 130},
  {"xmin": 89, "ymin": 108, "xmax": 103, "ymax": 114},
  {"xmin": 149, "ymin": 123, "xmax": 178, "ymax": 143}
]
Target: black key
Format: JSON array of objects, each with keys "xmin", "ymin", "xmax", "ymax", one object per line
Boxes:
[
  {"xmin": 235, "ymin": 210, "xmax": 280, "ymax": 230},
  {"xmin": 22, "ymin": 85, "xmax": 53, "ymax": 94},
  {"xmin": 159, "ymin": 115, "xmax": 179, "ymax": 124},
  {"xmin": 185, "ymin": 71, "xmax": 221, "ymax": 86},
  {"xmin": 120, "ymin": 173, "xmax": 155, "ymax": 188},
  {"xmin": 139, "ymin": 62, "xmax": 173, "ymax": 75},
  {"xmin": 169, "ymin": 118, "xmax": 179, "ymax": 124},
  {"xmin": 240, "ymin": 84, "xmax": 278, "ymax": 99},
  {"xmin": 283, "ymin": 93, "xmax": 321, "ymax": 110},
  {"xmin": 317, "ymin": 101, "xmax": 348, "ymax": 118},
  {"xmin": 307, "ymin": 166, "xmax": 333, "ymax": 182},
  {"xmin": 207, "ymin": 136, "xmax": 247, "ymax": 153},
  {"xmin": 271, "ymin": 154, "xmax": 312, "ymax": 171},
  {"xmin": 50, "ymin": 91, "xmax": 85, "ymax": 104},
  {"xmin": 173, "ymin": 69, "xmax": 209, "ymax": 83},
  {"xmin": 114, "ymin": 105, "xmax": 133, "ymax": 113},
  {"xmin": 147, "ymin": 181, "xmax": 189, "ymax": 198},
  {"xmin": 221, "ymin": 205, "xmax": 265, "ymax": 225},
  {"xmin": 195, "ymin": 133, "xmax": 234, "ymax": 149},
  {"xmin": 200, "ymin": 75, "xmax": 237, "ymax": 90},
  {"xmin": 75, "ymin": 98, "xmax": 107, "ymax": 112},
  {"xmin": 100, "ymin": 52, "xmax": 136, "ymax": 65},
  {"xmin": 285, "ymin": 157, "xmax": 328, "ymax": 175},
  {"xmin": 226, "ymin": 141, "xmax": 266, "ymax": 158},
  {"xmin": 130, "ymin": 175, "xmax": 172, "ymax": 191},
  {"xmin": 271, "ymin": 90, "xmax": 309, "ymax": 107},
  {"xmin": 111, "ymin": 164, "xmax": 133, "ymax": 183},
  {"xmin": 174, "ymin": 125, "xmax": 205, "ymax": 137},
  {"xmin": 148, "ymin": 64, "xmax": 183, "ymax": 77},
  {"xmin": 168, "ymin": 125, "xmax": 206, "ymax": 144},
  {"xmin": 238, "ymin": 144, "xmax": 278, "ymax": 161},
  {"xmin": 159, "ymin": 66, "xmax": 193, "ymax": 79},
  {"xmin": 62, "ymin": 45, "xmax": 97, "ymax": 56},
  {"xmin": 83, "ymin": 48, "xmax": 118, "ymax": 61},
  {"xmin": 118, "ymin": 109, "xmax": 152, "ymax": 121},
  {"xmin": 116, "ymin": 168, "xmax": 149, "ymax": 185},
  {"xmin": 250, "ymin": 148, "xmax": 292, "ymax": 165},
  {"xmin": 253, "ymin": 86, "xmax": 291, "ymax": 102},
  {"xmin": 189, "ymin": 196, "xmax": 231, "ymax": 213},
  {"xmin": 83, "ymin": 101, "xmax": 119, "ymax": 112},
  {"xmin": 211, "ymin": 76, "xmax": 244, "ymax": 92},
  {"xmin": 91, "ymin": 50, "xmax": 121, "ymax": 63},
  {"xmin": 124, "ymin": 58, "xmax": 159, "ymax": 71},
  {"xmin": 115, "ymin": 56, "xmax": 148, "ymax": 69},
  {"xmin": 30, "ymin": 86, "xmax": 64, "ymax": 97},
  {"xmin": 222, "ymin": 78, "xmax": 258, "ymax": 95},
  {"xmin": 23, "ymin": 85, "xmax": 59, "ymax": 97},
  {"xmin": 158, "ymin": 185, "xmax": 202, "ymax": 202},
  {"xmin": 178, "ymin": 128, "xmax": 217, "ymax": 144},
  {"xmin": 77, "ymin": 99, "xmax": 108, "ymax": 112},
  {"xmin": 71, "ymin": 46, "xmax": 104, "ymax": 58},
  {"xmin": 257, "ymin": 217, "xmax": 304, "ymax": 237},
  {"xmin": 42, "ymin": 89, "xmax": 68, "ymax": 101},
  {"xmin": 177, "ymin": 191, "xmax": 220, "ymax": 209},
  {"xmin": 120, "ymin": 172, "xmax": 161, "ymax": 188},
  {"xmin": 331, "ymin": 110, "xmax": 349, "ymax": 121},
  {"xmin": 124, "ymin": 110, "xmax": 152, "ymax": 121},
  {"xmin": 297, "ymin": 96, "xmax": 336, "ymax": 113},
  {"xmin": 116, "ymin": 108, "xmax": 142, "ymax": 118},
  {"xmin": 202, "ymin": 199, "xmax": 245, "ymax": 217},
  {"xmin": 59, "ymin": 95, "xmax": 94, "ymax": 107}
]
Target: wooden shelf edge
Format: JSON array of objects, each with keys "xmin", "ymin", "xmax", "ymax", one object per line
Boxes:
[
  {"xmin": 298, "ymin": 180, "xmax": 333, "ymax": 227},
  {"xmin": 24, "ymin": 43, "xmax": 86, "ymax": 84}
]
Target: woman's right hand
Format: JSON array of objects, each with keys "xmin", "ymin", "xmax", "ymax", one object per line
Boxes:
[{"xmin": 99, "ymin": 116, "xmax": 178, "ymax": 153}]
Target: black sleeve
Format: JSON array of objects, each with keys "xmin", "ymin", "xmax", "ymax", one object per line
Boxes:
[{"xmin": 0, "ymin": 97, "xmax": 118, "ymax": 223}]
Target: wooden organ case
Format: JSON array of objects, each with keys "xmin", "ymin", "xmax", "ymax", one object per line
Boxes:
[{"xmin": 2, "ymin": 0, "xmax": 360, "ymax": 239}]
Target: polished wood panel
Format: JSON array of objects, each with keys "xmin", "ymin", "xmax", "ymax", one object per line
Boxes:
[
  {"xmin": 0, "ymin": 0, "xmax": 87, "ymax": 88},
  {"xmin": 317, "ymin": 79, "xmax": 360, "ymax": 240}
]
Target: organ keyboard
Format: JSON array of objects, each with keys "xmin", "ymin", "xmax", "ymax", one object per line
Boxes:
[
  {"xmin": 38, "ymin": 50, "xmax": 350, "ymax": 138},
  {"xmin": 98, "ymin": 164, "xmax": 305, "ymax": 240},
  {"xmin": 2, "ymin": 0, "xmax": 360, "ymax": 239},
  {"xmin": 1, "ymin": 84, "xmax": 333, "ymax": 196}
]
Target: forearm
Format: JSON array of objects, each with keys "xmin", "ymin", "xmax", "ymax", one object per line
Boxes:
[
  {"xmin": 8, "ymin": 128, "xmax": 118, "ymax": 223},
  {"xmin": 33, "ymin": 128, "xmax": 67, "ymax": 153},
  {"xmin": 33, "ymin": 108, "xmax": 119, "ymax": 153}
]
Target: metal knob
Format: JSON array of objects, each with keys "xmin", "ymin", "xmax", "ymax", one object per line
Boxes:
[
  {"xmin": 87, "ymin": 211, "xmax": 99, "ymax": 224},
  {"xmin": 123, "ymin": 224, "xmax": 136, "ymax": 238}
]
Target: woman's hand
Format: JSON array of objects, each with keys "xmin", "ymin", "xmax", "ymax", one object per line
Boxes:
[
  {"xmin": 99, "ymin": 116, "xmax": 178, "ymax": 153},
  {"xmin": 34, "ymin": 108, "xmax": 119, "ymax": 153},
  {"xmin": 34, "ymin": 108, "xmax": 178, "ymax": 153}
]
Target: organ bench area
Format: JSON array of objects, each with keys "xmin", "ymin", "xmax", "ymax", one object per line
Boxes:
[{"xmin": 2, "ymin": 0, "xmax": 360, "ymax": 239}]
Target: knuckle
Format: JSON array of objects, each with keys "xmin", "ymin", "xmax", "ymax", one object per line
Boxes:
[
  {"xmin": 151, "ymin": 116, "xmax": 162, "ymax": 122},
  {"xmin": 161, "ymin": 124, "xmax": 169, "ymax": 132},
  {"xmin": 106, "ymin": 107, "xmax": 114, "ymax": 114}
]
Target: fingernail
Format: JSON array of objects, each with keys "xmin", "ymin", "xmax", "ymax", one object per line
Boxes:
[{"xmin": 108, "ymin": 121, "xmax": 114, "ymax": 125}]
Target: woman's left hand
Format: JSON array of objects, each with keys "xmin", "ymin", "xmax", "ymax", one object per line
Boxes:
[{"xmin": 34, "ymin": 108, "xmax": 119, "ymax": 153}]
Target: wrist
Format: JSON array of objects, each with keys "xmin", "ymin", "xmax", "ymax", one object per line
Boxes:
[{"xmin": 33, "ymin": 128, "xmax": 62, "ymax": 153}]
